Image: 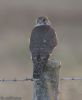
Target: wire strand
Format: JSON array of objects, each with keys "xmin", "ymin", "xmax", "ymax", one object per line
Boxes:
[{"xmin": 0, "ymin": 77, "xmax": 82, "ymax": 82}]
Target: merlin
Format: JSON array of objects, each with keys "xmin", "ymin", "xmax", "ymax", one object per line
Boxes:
[{"xmin": 29, "ymin": 16, "xmax": 57, "ymax": 79}]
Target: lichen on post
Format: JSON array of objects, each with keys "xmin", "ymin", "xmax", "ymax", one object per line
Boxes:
[{"xmin": 32, "ymin": 59, "xmax": 61, "ymax": 100}]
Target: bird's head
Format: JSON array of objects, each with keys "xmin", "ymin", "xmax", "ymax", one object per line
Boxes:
[{"xmin": 35, "ymin": 16, "xmax": 50, "ymax": 26}]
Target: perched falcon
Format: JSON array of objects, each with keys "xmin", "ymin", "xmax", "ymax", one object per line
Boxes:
[{"xmin": 29, "ymin": 16, "xmax": 57, "ymax": 79}]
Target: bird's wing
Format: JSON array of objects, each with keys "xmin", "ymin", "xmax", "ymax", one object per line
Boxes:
[{"xmin": 29, "ymin": 26, "xmax": 57, "ymax": 53}]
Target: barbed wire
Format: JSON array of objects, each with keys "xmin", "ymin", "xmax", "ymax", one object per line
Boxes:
[
  {"xmin": 0, "ymin": 78, "xmax": 34, "ymax": 82},
  {"xmin": 61, "ymin": 77, "xmax": 82, "ymax": 80},
  {"xmin": 0, "ymin": 77, "xmax": 82, "ymax": 82}
]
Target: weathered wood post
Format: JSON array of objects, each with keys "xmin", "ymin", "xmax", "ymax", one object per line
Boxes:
[{"xmin": 33, "ymin": 59, "xmax": 61, "ymax": 100}]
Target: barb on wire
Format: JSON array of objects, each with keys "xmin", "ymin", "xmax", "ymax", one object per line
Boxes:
[{"xmin": 0, "ymin": 77, "xmax": 82, "ymax": 82}]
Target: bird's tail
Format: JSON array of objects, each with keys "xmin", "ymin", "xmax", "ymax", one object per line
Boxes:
[{"xmin": 32, "ymin": 55, "xmax": 49, "ymax": 79}]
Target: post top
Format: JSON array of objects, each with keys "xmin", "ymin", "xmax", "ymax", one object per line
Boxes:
[{"xmin": 47, "ymin": 59, "xmax": 61, "ymax": 68}]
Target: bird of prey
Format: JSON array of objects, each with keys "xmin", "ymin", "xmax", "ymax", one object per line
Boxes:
[{"xmin": 29, "ymin": 16, "xmax": 57, "ymax": 79}]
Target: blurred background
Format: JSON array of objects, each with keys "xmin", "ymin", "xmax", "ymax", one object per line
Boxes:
[{"xmin": 0, "ymin": 0, "xmax": 82, "ymax": 100}]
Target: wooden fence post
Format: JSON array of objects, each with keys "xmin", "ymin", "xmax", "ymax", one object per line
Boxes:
[{"xmin": 33, "ymin": 59, "xmax": 61, "ymax": 100}]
